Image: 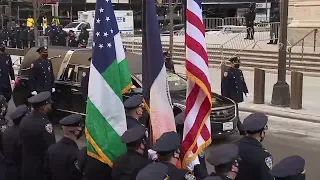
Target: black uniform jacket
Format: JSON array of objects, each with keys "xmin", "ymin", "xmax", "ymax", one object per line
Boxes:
[
  {"xmin": 126, "ymin": 115, "xmax": 142, "ymax": 129},
  {"xmin": 208, "ymin": 172, "xmax": 233, "ymax": 180},
  {"xmin": 221, "ymin": 67, "xmax": 248, "ymax": 103},
  {"xmin": 2, "ymin": 125, "xmax": 22, "ymax": 180},
  {"xmin": 0, "ymin": 52, "xmax": 14, "ymax": 101},
  {"xmin": 161, "ymin": 162, "xmax": 193, "ymax": 180},
  {"xmin": 29, "ymin": 57, "xmax": 55, "ymax": 93},
  {"xmin": 234, "ymin": 136, "xmax": 273, "ymax": 180},
  {"xmin": 112, "ymin": 150, "xmax": 152, "ymax": 180},
  {"xmin": 44, "ymin": 137, "xmax": 82, "ymax": 180},
  {"xmin": 19, "ymin": 111, "xmax": 56, "ymax": 180},
  {"xmin": 83, "ymin": 155, "xmax": 112, "ymax": 180}
]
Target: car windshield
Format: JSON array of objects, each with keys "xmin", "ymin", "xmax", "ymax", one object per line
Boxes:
[
  {"xmin": 135, "ymin": 72, "xmax": 187, "ymax": 91},
  {"xmin": 64, "ymin": 22, "xmax": 80, "ymax": 28}
]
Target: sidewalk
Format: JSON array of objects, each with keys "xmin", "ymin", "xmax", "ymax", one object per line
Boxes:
[{"xmin": 175, "ymin": 65, "xmax": 320, "ymax": 123}]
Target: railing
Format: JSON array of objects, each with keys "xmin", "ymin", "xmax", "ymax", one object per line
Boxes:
[
  {"xmin": 287, "ymin": 29, "xmax": 318, "ymax": 69},
  {"xmin": 204, "ymin": 17, "xmax": 246, "ymax": 30}
]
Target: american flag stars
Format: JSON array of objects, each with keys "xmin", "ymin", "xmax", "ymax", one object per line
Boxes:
[
  {"xmin": 103, "ymin": 32, "xmax": 108, "ymax": 37},
  {"xmin": 98, "ymin": 44, "xmax": 104, "ymax": 49},
  {"xmin": 106, "ymin": 16, "xmax": 110, "ymax": 22},
  {"xmin": 99, "ymin": 8, "xmax": 104, "ymax": 13},
  {"xmin": 96, "ymin": 18, "xmax": 101, "ymax": 24},
  {"xmin": 110, "ymin": 29, "xmax": 113, "ymax": 34},
  {"xmin": 107, "ymin": 43, "xmax": 112, "ymax": 48},
  {"xmin": 96, "ymin": 32, "xmax": 100, "ymax": 37}
]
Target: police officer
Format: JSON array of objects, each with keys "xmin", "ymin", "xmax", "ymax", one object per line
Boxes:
[
  {"xmin": 78, "ymin": 27, "xmax": 89, "ymax": 48},
  {"xmin": 68, "ymin": 30, "xmax": 78, "ymax": 47},
  {"xmin": 175, "ymin": 111, "xmax": 208, "ymax": 179},
  {"xmin": 14, "ymin": 24, "xmax": 21, "ymax": 49},
  {"xmin": 2, "ymin": 104, "xmax": 29, "ymax": 180},
  {"xmin": 10, "ymin": 25, "xmax": 17, "ymax": 48},
  {"xmin": 244, "ymin": 3, "xmax": 256, "ymax": 40},
  {"xmin": 206, "ymin": 144, "xmax": 240, "ymax": 180},
  {"xmin": 44, "ymin": 114, "xmax": 84, "ymax": 180},
  {"xmin": 49, "ymin": 23, "xmax": 59, "ymax": 46},
  {"xmin": 19, "ymin": 91, "xmax": 56, "ymax": 180},
  {"xmin": 0, "ymin": 42, "xmax": 15, "ymax": 102},
  {"xmin": 57, "ymin": 25, "xmax": 68, "ymax": 46},
  {"xmin": 80, "ymin": 57, "xmax": 91, "ymax": 101},
  {"xmin": 234, "ymin": 113, "xmax": 273, "ymax": 180},
  {"xmin": 112, "ymin": 125, "xmax": 152, "ymax": 179},
  {"xmin": 270, "ymin": 156, "xmax": 305, "ymax": 180},
  {"xmin": 29, "ymin": 46, "xmax": 55, "ymax": 95},
  {"xmin": 153, "ymin": 131, "xmax": 195, "ymax": 180},
  {"xmin": 267, "ymin": 8, "xmax": 280, "ymax": 45},
  {"xmin": 28, "ymin": 27, "xmax": 35, "ymax": 48},
  {"xmin": 77, "ymin": 146, "xmax": 87, "ymax": 177},
  {"xmin": 124, "ymin": 95, "xmax": 145, "ymax": 129},
  {"xmin": 2, "ymin": 27, "xmax": 9, "ymax": 47},
  {"xmin": 163, "ymin": 51, "xmax": 175, "ymax": 73},
  {"xmin": 136, "ymin": 162, "xmax": 169, "ymax": 180},
  {"xmin": 221, "ymin": 57, "xmax": 247, "ymax": 135},
  {"xmin": 19, "ymin": 24, "xmax": 29, "ymax": 49}
]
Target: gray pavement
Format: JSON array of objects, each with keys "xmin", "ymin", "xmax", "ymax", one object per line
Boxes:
[{"xmin": 175, "ymin": 64, "xmax": 320, "ymax": 122}]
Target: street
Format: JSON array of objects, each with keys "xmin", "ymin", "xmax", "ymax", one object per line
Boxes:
[{"xmin": 7, "ymin": 100, "xmax": 320, "ymax": 180}]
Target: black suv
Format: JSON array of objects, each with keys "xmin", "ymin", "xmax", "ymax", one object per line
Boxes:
[{"xmin": 12, "ymin": 47, "xmax": 239, "ymax": 138}]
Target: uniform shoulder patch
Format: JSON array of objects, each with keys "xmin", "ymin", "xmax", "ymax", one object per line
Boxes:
[
  {"xmin": 265, "ymin": 156, "xmax": 273, "ymax": 169},
  {"xmin": 184, "ymin": 171, "xmax": 196, "ymax": 180},
  {"xmin": 224, "ymin": 72, "xmax": 228, "ymax": 77},
  {"xmin": 45, "ymin": 123, "xmax": 53, "ymax": 134}
]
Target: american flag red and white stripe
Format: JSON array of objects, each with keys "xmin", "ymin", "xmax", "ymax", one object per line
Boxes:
[{"xmin": 181, "ymin": 0, "xmax": 212, "ymax": 169}]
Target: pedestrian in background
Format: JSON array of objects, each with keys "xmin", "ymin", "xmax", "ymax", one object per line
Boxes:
[
  {"xmin": 234, "ymin": 113, "xmax": 273, "ymax": 180},
  {"xmin": 28, "ymin": 27, "xmax": 35, "ymax": 48},
  {"xmin": 68, "ymin": 30, "xmax": 78, "ymax": 47},
  {"xmin": 244, "ymin": 3, "xmax": 256, "ymax": 40},
  {"xmin": 57, "ymin": 25, "xmax": 68, "ymax": 46},
  {"xmin": 163, "ymin": 51, "xmax": 175, "ymax": 73},
  {"xmin": 42, "ymin": 16, "xmax": 48, "ymax": 32},
  {"xmin": 44, "ymin": 114, "xmax": 84, "ymax": 180},
  {"xmin": 19, "ymin": 24, "xmax": 28, "ymax": 49},
  {"xmin": 2, "ymin": 104, "xmax": 29, "ymax": 180},
  {"xmin": 221, "ymin": 57, "xmax": 248, "ymax": 135},
  {"xmin": 0, "ymin": 42, "xmax": 15, "ymax": 102},
  {"xmin": 26, "ymin": 15, "xmax": 34, "ymax": 28},
  {"xmin": 267, "ymin": 8, "xmax": 280, "ymax": 45},
  {"xmin": 14, "ymin": 24, "xmax": 21, "ymax": 49},
  {"xmin": 19, "ymin": 92, "xmax": 56, "ymax": 180}
]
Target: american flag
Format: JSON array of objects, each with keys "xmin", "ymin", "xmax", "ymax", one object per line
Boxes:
[{"xmin": 181, "ymin": 0, "xmax": 212, "ymax": 169}]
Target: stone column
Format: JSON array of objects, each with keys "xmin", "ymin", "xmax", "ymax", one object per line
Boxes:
[{"xmin": 287, "ymin": 0, "xmax": 320, "ymax": 48}]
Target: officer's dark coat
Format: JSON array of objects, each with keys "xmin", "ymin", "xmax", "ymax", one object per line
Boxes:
[
  {"xmin": 29, "ymin": 57, "xmax": 55, "ymax": 93},
  {"xmin": 0, "ymin": 52, "xmax": 15, "ymax": 102},
  {"xmin": 126, "ymin": 115, "xmax": 142, "ymax": 129},
  {"xmin": 162, "ymin": 162, "xmax": 192, "ymax": 180},
  {"xmin": 112, "ymin": 150, "xmax": 152, "ymax": 180},
  {"xmin": 77, "ymin": 147, "xmax": 87, "ymax": 175},
  {"xmin": 19, "ymin": 111, "xmax": 56, "ymax": 180},
  {"xmin": 78, "ymin": 29, "xmax": 89, "ymax": 44},
  {"xmin": 68, "ymin": 34, "xmax": 78, "ymax": 47},
  {"xmin": 234, "ymin": 136, "xmax": 273, "ymax": 180},
  {"xmin": 221, "ymin": 67, "xmax": 248, "ymax": 103},
  {"xmin": 44, "ymin": 137, "xmax": 82, "ymax": 180},
  {"xmin": 80, "ymin": 69, "xmax": 90, "ymax": 101},
  {"xmin": 2, "ymin": 125, "xmax": 22, "ymax": 180},
  {"xmin": 83, "ymin": 155, "xmax": 112, "ymax": 180},
  {"xmin": 245, "ymin": 10, "xmax": 256, "ymax": 27},
  {"xmin": 57, "ymin": 29, "xmax": 68, "ymax": 46},
  {"xmin": 208, "ymin": 172, "xmax": 233, "ymax": 180}
]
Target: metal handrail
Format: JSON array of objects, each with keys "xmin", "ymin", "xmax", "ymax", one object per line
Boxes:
[{"xmin": 287, "ymin": 29, "xmax": 318, "ymax": 69}]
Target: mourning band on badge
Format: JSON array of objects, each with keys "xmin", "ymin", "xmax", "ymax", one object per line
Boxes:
[
  {"xmin": 224, "ymin": 72, "xmax": 228, "ymax": 77},
  {"xmin": 265, "ymin": 156, "xmax": 273, "ymax": 169},
  {"xmin": 45, "ymin": 123, "xmax": 53, "ymax": 134},
  {"xmin": 185, "ymin": 172, "xmax": 196, "ymax": 180},
  {"xmin": 74, "ymin": 160, "xmax": 80, "ymax": 170}
]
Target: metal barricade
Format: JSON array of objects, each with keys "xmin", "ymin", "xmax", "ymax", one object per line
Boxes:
[{"xmin": 38, "ymin": 36, "xmax": 50, "ymax": 47}]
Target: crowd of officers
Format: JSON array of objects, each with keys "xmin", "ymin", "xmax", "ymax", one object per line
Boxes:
[
  {"xmin": 0, "ymin": 21, "xmax": 89, "ymax": 49},
  {"xmin": 0, "ymin": 41, "xmax": 307, "ymax": 179}
]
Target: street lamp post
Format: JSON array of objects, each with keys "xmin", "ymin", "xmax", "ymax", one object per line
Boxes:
[{"xmin": 271, "ymin": 0, "xmax": 290, "ymax": 106}]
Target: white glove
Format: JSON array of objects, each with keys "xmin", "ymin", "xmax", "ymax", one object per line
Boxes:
[
  {"xmin": 187, "ymin": 157, "xmax": 200, "ymax": 171},
  {"xmin": 52, "ymin": 88, "xmax": 55, "ymax": 93},
  {"xmin": 11, "ymin": 80, "xmax": 14, "ymax": 84},
  {"xmin": 245, "ymin": 93, "xmax": 249, "ymax": 97},
  {"xmin": 148, "ymin": 149, "xmax": 158, "ymax": 161},
  {"xmin": 31, "ymin": 91, "xmax": 37, "ymax": 96}
]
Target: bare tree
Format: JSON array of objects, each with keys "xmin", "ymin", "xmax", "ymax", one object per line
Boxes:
[
  {"xmin": 23, "ymin": 0, "xmax": 47, "ymax": 46},
  {"xmin": 168, "ymin": 0, "xmax": 179, "ymax": 60}
]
